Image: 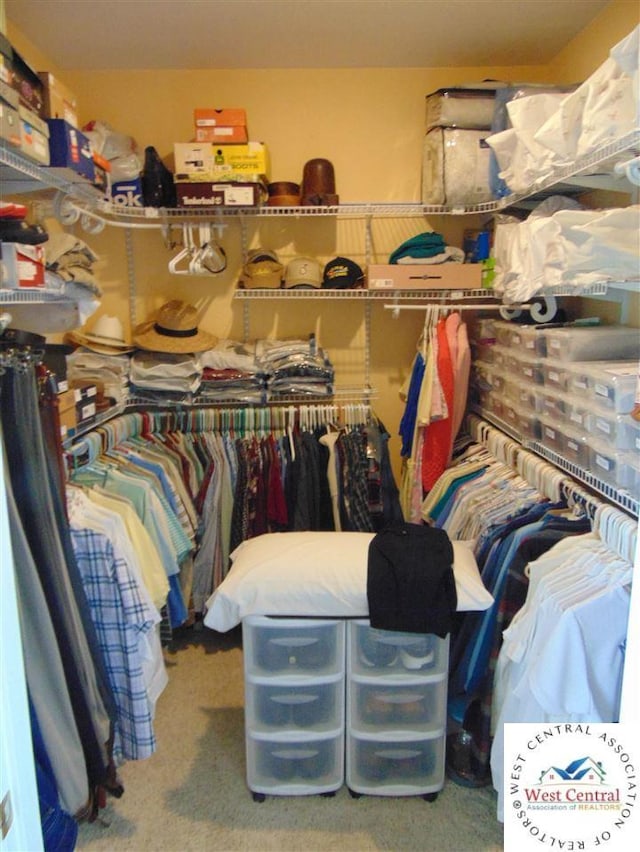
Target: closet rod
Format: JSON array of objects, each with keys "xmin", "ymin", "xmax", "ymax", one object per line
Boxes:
[{"xmin": 383, "ymin": 302, "xmax": 533, "ymax": 313}]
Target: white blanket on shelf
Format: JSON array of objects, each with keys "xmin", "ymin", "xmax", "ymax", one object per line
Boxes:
[{"xmin": 203, "ymin": 531, "xmax": 493, "ymax": 633}]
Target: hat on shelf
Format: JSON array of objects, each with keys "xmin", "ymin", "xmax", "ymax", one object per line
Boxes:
[
  {"xmin": 133, "ymin": 300, "xmax": 218, "ymax": 353},
  {"xmin": 67, "ymin": 315, "xmax": 134, "ymax": 354},
  {"xmin": 283, "ymin": 256, "xmax": 323, "ymax": 289},
  {"xmin": 267, "ymin": 181, "xmax": 301, "ymax": 207},
  {"xmin": 322, "ymin": 256, "xmax": 365, "ymax": 289},
  {"xmin": 239, "ymin": 248, "xmax": 284, "ymax": 289},
  {"xmin": 300, "ymin": 158, "xmax": 339, "ymax": 206}
]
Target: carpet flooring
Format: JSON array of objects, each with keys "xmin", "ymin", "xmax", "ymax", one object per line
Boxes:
[{"xmin": 76, "ymin": 624, "xmax": 504, "ymax": 852}]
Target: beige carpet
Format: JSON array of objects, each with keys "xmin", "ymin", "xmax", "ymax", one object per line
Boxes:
[{"xmin": 76, "ymin": 624, "xmax": 504, "ymax": 852}]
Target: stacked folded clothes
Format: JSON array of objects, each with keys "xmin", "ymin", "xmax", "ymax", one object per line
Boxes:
[
  {"xmin": 199, "ymin": 340, "xmax": 266, "ymax": 403},
  {"xmin": 65, "ymin": 349, "xmax": 131, "ymax": 405},
  {"xmin": 256, "ymin": 338, "xmax": 335, "ymax": 399},
  {"xmin": 129, "ymin": 351, "xmax": 202, "ymax": 403}
]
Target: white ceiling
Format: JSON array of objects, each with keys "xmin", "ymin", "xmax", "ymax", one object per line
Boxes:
[{"xmin": 4, "ymin": 0, "xmax": 612, "ymax": 70}]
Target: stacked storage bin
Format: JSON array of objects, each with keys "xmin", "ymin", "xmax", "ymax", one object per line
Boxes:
[
  {"xmin": 346, "ymin": 621, "xmax": 449, "ymax": 801},
  {"xmin": 242, "ymin": 616, "xmax": 345, "ymax": 800},
  {"xmin": 470, "ymin": 320, "xmax": 640, "ymax": 495}
]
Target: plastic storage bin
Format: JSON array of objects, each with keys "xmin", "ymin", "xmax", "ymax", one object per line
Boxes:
[
  {"xmin": 563, "ymin": 426, "xmax": 590, "ymax": 467},
  {"xmin": 588, "ymin": 439, "xmax": 627, "ymax": 488},
  {"xmin": 587, "ymin": 362, "xmax": 637, "ymax": 413},
  {"xmin": 544, "ymin": 326, "xmax": 640, "ymax": 362},
  {"xmin": 587, "ymin": 410, "xmax": 640, "ymax": 450},
  {"xmin": 510, "ymin": 324, "xmax": 548, "ymax": 357}
]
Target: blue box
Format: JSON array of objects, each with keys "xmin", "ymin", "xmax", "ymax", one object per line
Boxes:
[
  {"xmin": 46, "ymin": 118, "xmax": 95, "ymax": 181},
  {"xmin": 111, "ymin": 178, "xmax": 144, "ymax": 207}
]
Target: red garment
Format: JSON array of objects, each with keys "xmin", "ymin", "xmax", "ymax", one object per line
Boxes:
[{"xmin": 421, "ymin": 317, "xmax": 455, "ymax": 492}]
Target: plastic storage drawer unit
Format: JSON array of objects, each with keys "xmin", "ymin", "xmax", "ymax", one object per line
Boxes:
[
  {"xmin": 346, "ymin": 621, "xmax": 449, "ymax": 801},
  {"xmin": 243, "ymin": 616, "xmax": 346, "ymax": 800}
]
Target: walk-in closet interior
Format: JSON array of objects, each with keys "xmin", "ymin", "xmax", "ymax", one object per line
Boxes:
[{"xmin": 1, "ymin": 1, "xmax": 638, "ymax": 850}]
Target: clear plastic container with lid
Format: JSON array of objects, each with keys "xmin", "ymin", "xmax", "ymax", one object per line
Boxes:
[
  {"xmin": 544, "ymin": 326, "xmax": 640, "ymax": 363},
  {"xmin": 509, "ymin": 351, "xmax": 545, "ymax": 385},
  {"xmin": 586, "ymin": 409, "xmax": 640, "ymax": 450},
  {"xmin": 588, "ymin": 362, "xmax": 638, "ymax": 413},
  {"xmin": 538, "ymin": 416, "xmax": 564, "ymax": 453},
  {"xmin": 541, "ymin": 362, "xmax": 572, "ymax": 391},
  {"xmin": 509, "ymin": 324, "xmax": 548, "ymax": 357},
  {"xmin": 563, "ymin": 425, "xmax": 589, "ymax": 467},
  {"xmin": 588, "ymin": 439, "xmax": 627, "ymax": 488}
]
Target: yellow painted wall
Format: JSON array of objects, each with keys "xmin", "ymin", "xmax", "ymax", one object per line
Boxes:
[{"xmin": 5, "ymin": 1, "xmax": 639, "ymax": 474}]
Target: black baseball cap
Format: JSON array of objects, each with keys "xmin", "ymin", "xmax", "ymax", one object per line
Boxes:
[{"xmin": 322, "ymin": 256, "xmax": 365, "ymax": 289}]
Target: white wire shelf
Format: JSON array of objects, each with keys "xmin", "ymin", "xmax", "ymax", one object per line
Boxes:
[
  {"xmin": 4, "ymin": 132, "xmax": 638, "ymax": 224},
  {"xmin": 234, "ymin": 288, "xmax": 497, "ymax": 301},
  {"xmin": 0, "ymin": 287, "xmax": 73, "ymax": 304}
]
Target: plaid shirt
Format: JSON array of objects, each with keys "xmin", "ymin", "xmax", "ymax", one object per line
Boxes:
[{"xmin": 70, "ymin": 526, "xmax": 157, "ymax": 763}]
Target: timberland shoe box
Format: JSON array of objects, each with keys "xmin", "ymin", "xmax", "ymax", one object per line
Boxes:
[
  {"xmin": 18, "ymin": 104, "xmax": 50, "ymax": 165},
  {"xmin": 46, "ymin": 119, "xmax": 95, "ymax": 181},
  {"xmin": 111, "ymin": 178, "xmax": 144, "ymax": 207},
  {"xmin": 176, "ymin": 181, "xmax": 265, "ymax": 207},
  {"xmin": 0, "ymin": 242, "xmax": 46, "ymax": 289},
  {"xmin": 174, "ymin": 141, "xmax": 269, "ymax": 182},
  {"xmin": 38, "ymin": 72, "xmax": 79, "ymax": 127},
  {"xmin": 367, "ymin": 263, "xmax": 483, "ymax": 290}
]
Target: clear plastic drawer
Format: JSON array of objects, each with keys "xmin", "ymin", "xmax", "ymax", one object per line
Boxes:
[
  {"xmin": 347, "ymin": 732, "xmax": 444, "ymax": 794},
  {"xmin": 243, "ymin": 617, "xmax": 344, "ymax": 678},
  {"xmin": 348, "ymin": 622, "xmax": 448, "ymax": 678},
  {"xmin": 247, "ymin": 731, "xmax": 343, "ymax": 793},
  {"xmin": 349, "ymin": 678, "xmax": 447, "ymax": 734},
  {"xmin": 246, "ymin": 677, "xmax": 343, "ymax": 734}
]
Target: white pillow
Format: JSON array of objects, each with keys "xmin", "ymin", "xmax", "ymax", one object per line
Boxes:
[{"xmin": 203, "ymin": 532, "xmax": 493, "ymax": 633}]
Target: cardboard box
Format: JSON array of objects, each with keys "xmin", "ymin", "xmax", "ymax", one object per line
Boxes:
[
  {"xmin": 11, "ymin": 47, "xmax": 44, "ymax": 116},
  {"xmin": 174, "ymin": 141, "xmax": 269, "ymax": 181},
  {"xmin": 366, "ymin": 263, "xmax": 483, "ymax": 290},
  {"xmin": 176, "ymin": 181, "xmax": 265, "ymax": 207},
  {"xmin": 18, "ymin": 104, "xmax": 50, "ymax": 165},
  {"xmin": 0, "ymin": 242, "xmax": 46, "ymax": 289},
  {"xmin": 38, "ymin": 71, "xmax": 79, "ymax": 127},
  {"xmin": 194, "ymin": 108, "xmax": 247, "ymax": 127},
  {"xmin": 111, "ymin": 178, "xmax": 144, "ymax": 207},
  {"xmin": 46, "ymin": 119, "xmax": 95, "ymax": 181},
  {"xmin": 194, "ymin": 125, "xmax": 248, "ymax": 143},
  {"xmin": 0, "ymin": 98, "xmax": 20, "ymax": 148}
]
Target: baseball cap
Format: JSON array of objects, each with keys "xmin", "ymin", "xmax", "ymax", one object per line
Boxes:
[
  {"xmin": 283, "ymin": 256, "xmax": 322, "ymax": 290},
  {"xmin": 239, "ymin": 248, "xmax": 283, "ymax": 289},
  {"xmin": 322, "ymin": 256, "xmax": 365, "ymax": 289}
]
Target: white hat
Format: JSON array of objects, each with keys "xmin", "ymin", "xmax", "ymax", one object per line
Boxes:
[{"xmin": 68, "ymin": 315, "xmax": 133, "ymax": 354}]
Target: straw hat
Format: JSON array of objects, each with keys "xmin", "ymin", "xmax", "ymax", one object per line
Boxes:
[
  {"xmin": 67, "ymin": 315, "xmax": 134, "ymax": 354},
  {"xmin": 133, "ymin": 300, "xmax": 218, "ymax": 353}
]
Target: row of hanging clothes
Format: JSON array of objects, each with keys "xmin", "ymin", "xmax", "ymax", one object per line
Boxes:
[
  {"xmin": 398, "ymin": 307, "xmax": 472, "ymax": 522},
  {"xmin": 67, "ymin": 404, "xmax": 403, "ymax": 615},
  {"xmin": 420, "ymin": 415, "xmax": 636, "ymax": 823}
]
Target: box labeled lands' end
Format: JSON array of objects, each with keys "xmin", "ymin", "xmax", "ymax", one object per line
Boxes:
[{"xmin": 367, "ymin": 263, "xmax": 483, "ymax": 290}]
